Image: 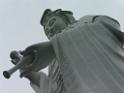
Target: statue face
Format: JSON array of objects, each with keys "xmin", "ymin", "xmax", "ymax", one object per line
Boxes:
[{"xmin": 44, "ymin": 15, "xmax": 68, "ymax": 39}]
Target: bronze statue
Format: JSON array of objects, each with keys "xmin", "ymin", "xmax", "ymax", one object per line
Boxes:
[{"xmin": 3, "ymin": 9, "xmax": 124, "ymax": 93}]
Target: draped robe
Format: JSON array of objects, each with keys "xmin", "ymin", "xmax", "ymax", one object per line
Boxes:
[
  {"xmin": 31, "ymin": 15, "xmax": 124, "ymax": 93},
  {"xmin": 51, "ymin": 15, "xmax": 124, "ymax": 93}
]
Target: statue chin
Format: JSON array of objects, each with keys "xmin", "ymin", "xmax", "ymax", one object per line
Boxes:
[{"xmin": 47, "ymin": 30, "xmax": 63, "ymax": 39}]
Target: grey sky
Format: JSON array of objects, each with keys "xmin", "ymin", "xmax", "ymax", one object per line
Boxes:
[{"xmin": 1, "ymin": 0, "xmax": 124, "ymax": 93}]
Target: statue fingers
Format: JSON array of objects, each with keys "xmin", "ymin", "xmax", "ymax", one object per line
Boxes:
[{"xmin": 19, "ymin": 64, "xmax": 34, "ymax": 78}]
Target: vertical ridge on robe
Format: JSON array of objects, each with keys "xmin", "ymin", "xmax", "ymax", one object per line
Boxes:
[
  {"xmin": 51, "ymin": 17, "xmax": 124, "ymax": 93},
  {"xmin": 49, "ymin": 58, "xmax": 66, "ymax": 93}
]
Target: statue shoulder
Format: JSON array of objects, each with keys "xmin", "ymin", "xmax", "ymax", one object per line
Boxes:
[
  {"xmin": 78, "ymin": 15, "xmax": 101, "ymax": 25},
  {"xmin": 78, "ymin": 15, "xmax": 97, "ymax": 23},
  {"xmin": 78, "ymin": 15, "xmax": 120, "ymax": 30},
  {"xmin": 78, "ymin": 15, "xmax": 119, "ymax": 24}
]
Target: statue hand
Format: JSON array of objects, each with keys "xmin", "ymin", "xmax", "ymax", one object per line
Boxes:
[
  {"xmin": 10, "ymin": 50, "xmax": 35, "ymax": 78},
  {"xmin": 19, "ymin": 50, "xmax": 39, "ymax": 77},
  {"xmin": 10, "ymin": 50, "xmax": 22, "ymax": 65}
]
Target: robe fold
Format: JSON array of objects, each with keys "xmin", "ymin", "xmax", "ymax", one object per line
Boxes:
[{"xmin": 51, "ymin": 16, "xmax": 124, "ymax": 93}]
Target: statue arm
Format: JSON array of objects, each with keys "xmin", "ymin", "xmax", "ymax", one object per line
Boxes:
[
  {"xmin": 25, "ymin": 72, "xmax": 42, "ymax": 87},
  {"xmin": 7, "ymin": 41, "xmax": 53, "ymax": 92},
  {"xmin": 25, "ymin": 71, "xmax": 48, "ymax": 87},
  {"xmin": 19, "ymin": 42, "xmax": 54, "ymax": 91},
  {"xmin": 24, "ymin": 71, "xmax": 49, "ymax": 93},
  {"xmin": 21, "ymin": 41, "xmax": 56, "ymax": 72},
  {"xmin": 22, "ymin": 41, "xmax": 55, "ymax": 57}
]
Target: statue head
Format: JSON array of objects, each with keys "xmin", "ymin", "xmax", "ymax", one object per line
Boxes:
[{"xmin": 40, "ymin": 9, "xmax": 76, "ymax": 39}]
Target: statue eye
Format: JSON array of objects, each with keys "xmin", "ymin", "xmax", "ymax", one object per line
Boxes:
[{"xmin": 48, "ymin": 18, "xmax": 56, "ymax": 26}]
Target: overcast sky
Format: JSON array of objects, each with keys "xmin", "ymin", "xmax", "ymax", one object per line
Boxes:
[{"xmin": 1, "ymin": 0, "xmax": 124, "ymax": 93}]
